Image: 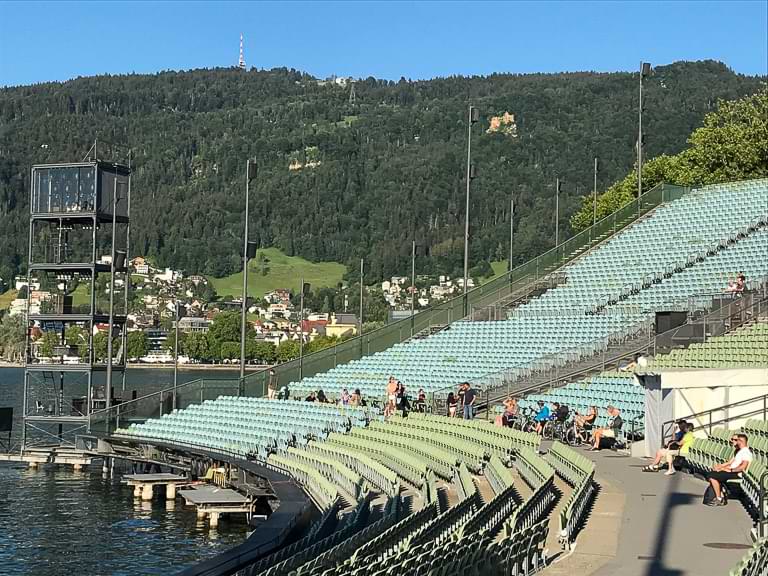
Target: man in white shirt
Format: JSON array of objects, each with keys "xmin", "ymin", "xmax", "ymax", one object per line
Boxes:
[{"xmin": 707, "ymin": 433, "xmax": 753, "ymax": 506}]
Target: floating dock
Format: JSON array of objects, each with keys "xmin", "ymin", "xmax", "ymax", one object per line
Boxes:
[
  {"xmin": 123, "ymin": 472, "xmax": 190, "ymax": 501},
  {"xmin": 0, "ymin": 447, "xmax": 96, "ymax": 470},
  {"xmin": 181, "ymin": 484, "xmax": 259, "ymax": 528}
]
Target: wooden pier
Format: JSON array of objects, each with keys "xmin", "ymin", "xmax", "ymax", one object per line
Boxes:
[
  {"xmin": 0, "ymin": 447, "xmax": 96, "ymax": 471},
  {"xmin": 180, "ymin": 484, "xmax": 259, "ymax": 529},
  {"xmin": 123, "ymin": 472, "xmax": 190, "ymax": 501}
]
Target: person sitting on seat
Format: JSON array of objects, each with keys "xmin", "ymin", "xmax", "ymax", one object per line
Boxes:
[
  {"xmin": 643, "ymin": 422, "xmax": 694, "ymax": 475},
  {"xmin": 501, "ymin": 398, "xmax": 519, "ymax": 427},
  {"xmin": 415, "ymin": 388, "xmax": 427, "ymax": 412},
  {"xmin": 707, "ymin": 433, "xmax": 753, "ymax": 506},
  {"xmin": 554, "ymin": 402, "xmax": 570, "ymax": 423},
  {"xmin": 590, "ymin": 406, "xmax": 623, "ymax": 450},
  {"xmin": 534, "ymin": 400, "xmax": 550, "ymax": 435},
  {"xmin": 575, "ymin": 406, "xmax": 597, "ymax": 432}
]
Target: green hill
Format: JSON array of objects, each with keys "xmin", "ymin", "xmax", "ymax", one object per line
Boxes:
[
  {"xmin": 209, "ymin": 247, "xmax": 346, "ymax": 300},
  {"xmin": 0, "ymin": 61, "xmax": 763, "ymax": 286}
]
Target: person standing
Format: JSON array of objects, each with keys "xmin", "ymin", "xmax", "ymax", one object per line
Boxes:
[
  {"xmin": 267, "ymin": 369, "xmax": 278, "ymax": 400},
  {"xmin": 385, "ymin": 376, "xmax": 398, "ymax": 417},
  {"xmin": 462, "ymin": 382, "xmax": 477, "ymax": 420},
  {"xmin": 447, "ymin": 392, "xmax": 458, "ymax": 418}
]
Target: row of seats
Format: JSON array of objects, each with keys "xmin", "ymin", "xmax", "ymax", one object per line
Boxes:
[
  {"xmin": 687, "ymin": 434, "xmax": 766, "ymax": 519},
  {"xmin": 521, "ymin": 179, "xmax": 768, "ymax": 313},
  {"xmin": 650, "ymin": 321, "xmax": 768, "ymax": 370},
  {"xmin": 545, "ymin": 441, "xmax": 597, "ymax": 549},
  {"xmin": 115, "ymin": 397, "xmax": 373, "ymax": 458},
  {"xmin": 730, "ymin": 537, "xmax": 768, "ymax": 576},
  {"xmin": 518, "ymin": 373, "xmax": 644, "ymax": 428}
]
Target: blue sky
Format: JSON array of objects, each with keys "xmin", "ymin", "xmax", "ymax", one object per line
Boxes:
[{"xmin": 0, "ymin": 0, "xmax": 766, "ymax": 87}]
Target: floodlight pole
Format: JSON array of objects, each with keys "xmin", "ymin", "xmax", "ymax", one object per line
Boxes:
[
  {"xmin": 463, "ymin": 105, "xmax": 478, "ymax": 316},
  {"xmin": 299, "ymin": 277, "xmax": 305, "ymax": 380},
  {"xmin": 240, "ymin": 159, "xmax": 256, "ymax": 393},
  {"xmin": 593, "ymin": 157, "xmax": 598, "ymax": 227},
  {"xmin": 173, "ymin": 300, "xmax": 179, "ymax": 410},
  {"xmin": 555, "ymin": 177, "xmax": 561, "ymax": 248},
  {"xmin": 359, "ymin": 259, "xmax": 364, "ymax": 347},
  {"xmin": 410, "ymin": 240, "xmax": 416, "ymax": 337},
  {"xmin": 638, "ymin": 62, "xmax": 651, "ymax": 214},
  {"xmin": 509, "ymin": 198, "xmax": 514, "ymax": 273}
]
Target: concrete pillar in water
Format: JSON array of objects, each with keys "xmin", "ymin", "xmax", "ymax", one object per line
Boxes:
[
  {"xmin": 165, "ymin": 483, "xmax": 176, "ymax": 500},
  {"xmin": 133, "ymin": 485, "xmax": 142, "ymax": 498},
  {"xmin": 196, "ymin": 509, "xmax": 206, "ymax": 520},
  {"xmin": 209, "ymin": 512, "xmax": 220, "ymax": 529},
  {"xmin": 141, "ymin": 484, "xmax": 154, "ymax": 501},
  {"xmin": 28, "ymin": 461, "xmax": 38, "ymax": 470},
  {"xmin": 102, "ymin": 458, "xmax": 111, "ymax": 476},
  {"xmin": 73, "ymin": 463, "xmax": 83, "ymax": 472}
]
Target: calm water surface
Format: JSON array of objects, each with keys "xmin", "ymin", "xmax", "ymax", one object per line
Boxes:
[{"xmin": 0, "ymin": 367, "xmax": 248, "ymax": 576}]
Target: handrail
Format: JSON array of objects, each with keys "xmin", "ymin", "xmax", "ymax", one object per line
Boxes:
[{"xmin": 660, "ymin": 392, "xmax": 768, "ymax": 444}]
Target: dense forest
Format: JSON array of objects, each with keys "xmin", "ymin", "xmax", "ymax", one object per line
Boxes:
[{"xmin": 0, "ymin": 60, "xmax": 764, "ymax": 288}]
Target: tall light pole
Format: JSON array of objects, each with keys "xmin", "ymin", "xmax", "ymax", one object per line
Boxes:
[
  {"xmin": 410, "ymin": 240, "xmax": 416, "ymax": 336},
  {"xmin": 638, "ymin": 62, "xmax": 651, "ymax": 213},
  {"xmin": 240, "ymin": 160, "xmax": 257, "ymax": 391},
  {"xmin": 358, "ymin": 259, "xmax": 364, "ymax": 357},
  {"xmin": 593, "ymin": 157, "xmax": 599, "ymax": 227},
  {"xmin": 463, "ymin": 105, "xmax": 479, "ymax": 316},
  {"xmin": 173, "ymin": 300, "xmax": 179, "ymax": 410},
  {"xmin": 509, "ymin": 197, "xmax": 514, "ymax": 273},
  {"xmin": 298, "ymin": 279, "xmax": 309, "ymax": 380},
  {"xmin": 555, "ymin": 177, "xmax": 562, "ymax": 248}
]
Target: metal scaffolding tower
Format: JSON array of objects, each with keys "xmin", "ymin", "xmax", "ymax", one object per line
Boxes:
[{"xmin": 21, "ymin": 159, "xmax": 131, "ymax": 451}]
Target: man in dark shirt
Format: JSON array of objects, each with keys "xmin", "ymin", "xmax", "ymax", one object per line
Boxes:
[
  {"xmin": 461, "ymin": 382, "xmax": 477, "ymax": 420},
  {"xmin": 554, "ymin": 402, "xmax": 570, "ymax": 423}
]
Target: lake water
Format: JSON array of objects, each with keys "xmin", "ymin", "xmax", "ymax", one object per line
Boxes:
[{"xmin": 0, "ymin": 367, "xmax": 248, "ymax": 576}]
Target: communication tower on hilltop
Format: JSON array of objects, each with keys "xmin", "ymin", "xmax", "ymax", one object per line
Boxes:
[{"xmin": 238, "ymin": 33, "xmax": 246, "ymax": 69}]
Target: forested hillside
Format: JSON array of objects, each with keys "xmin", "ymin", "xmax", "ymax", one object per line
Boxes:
[{"xmin": 0, "ymin": 60, "xmax": 763, "ymax": 287}]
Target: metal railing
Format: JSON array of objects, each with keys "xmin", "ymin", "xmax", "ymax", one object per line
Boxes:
[{"xmin": 661, "ymin": 393, "xmax": 768, "ymax": 445}]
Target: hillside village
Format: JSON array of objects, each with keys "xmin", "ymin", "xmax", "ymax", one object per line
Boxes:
[{"xmin": 1, "ymin": 255, "xmax": 477, "ymax": 365}]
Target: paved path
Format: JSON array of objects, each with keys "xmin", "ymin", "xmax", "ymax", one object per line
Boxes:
[{"xmin": 581, "ymin": 450, "xmax": 753, "ymax": 576}]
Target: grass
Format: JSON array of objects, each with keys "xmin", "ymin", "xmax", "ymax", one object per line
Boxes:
[
  {"xmin": 70, "ymin": 283, "xmax": 90, "ymax": 306},
  {"xmin": 0, "ymin": 289, "xmax": 18, "ymax": 311},
  {"xmin": 489, "ymin": 261, "xmax": 509, "ymax": 280},
  {"xmin": 209, "ymin": 247, "xmax": 347, "ymax": 299}
]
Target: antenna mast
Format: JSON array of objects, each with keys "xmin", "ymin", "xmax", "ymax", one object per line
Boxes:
[{"xmin": 238, "ymin": 33, "xmax": 246, "ymax": 69}]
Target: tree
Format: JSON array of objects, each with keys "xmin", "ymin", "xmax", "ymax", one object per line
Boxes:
[
  {"xmin": 219, "ymin": 341, "xmax": 240, "ymax": 361},
  {"xmin": 249, "ymin": 340, "xmax": 276, "ymax": 364},
  {"xmin": 571, "ymin": 91, "xmax": 768, "ymax": 232},
  {"xmin": 276, "ymin": 339, "xmax": 300, "ymax": 363},
  {"xmin": 37, "ymin": 331, "xmax": 60, "ymax": 359},
  {"xmin": 0, "ymin": 313, "xmax": 25, "ymax": 363},
  {"xmin": 183, "ymin": 332, "xmax": 210, "ymax": 361},
  {"xmin": 126, "ymin": 331, "xmax": 149, "ymax": 360},
  {"xmin": 306, "ymin": 335, "xmax": 339, "ymax": 354},
  {"xmin": 163, "ymin": 330, "xmax": 186, "ymax": 354},
  {"xmin": 208, "ymin": 311, "xmax": 246, "ymax": 345}
]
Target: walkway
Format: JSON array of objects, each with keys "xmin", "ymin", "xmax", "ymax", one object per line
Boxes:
[{"xmin": 549, "ymin": 449, "xmax": 754, "ymax": 576}]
